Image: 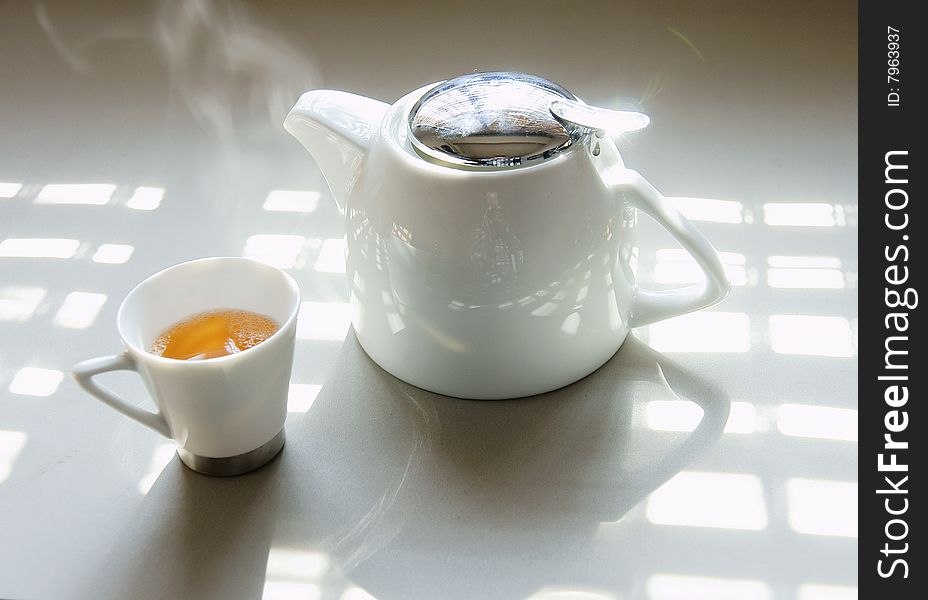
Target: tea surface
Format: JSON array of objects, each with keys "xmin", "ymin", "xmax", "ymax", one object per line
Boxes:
[{"xmin": 150, "ymin": 309, "xmax": 279, "ymax": 360}]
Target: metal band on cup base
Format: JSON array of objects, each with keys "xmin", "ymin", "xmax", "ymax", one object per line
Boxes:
[{"xmin": 177, "ymin": 429, "xmax": 285, "ymax": 476}]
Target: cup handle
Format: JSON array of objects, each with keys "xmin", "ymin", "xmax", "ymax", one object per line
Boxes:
[
  {"xmin": 615, "ymin": 169, "xmax": 731, "ymax": 328},
  {"xmin": 72, "ymin": 352, "xmax": 171, "ymax": 438}
]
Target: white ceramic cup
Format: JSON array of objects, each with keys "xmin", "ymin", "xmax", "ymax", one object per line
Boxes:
[{"xmin": 72, "ymin": 257, "xmax": 300, "ymax": 476}]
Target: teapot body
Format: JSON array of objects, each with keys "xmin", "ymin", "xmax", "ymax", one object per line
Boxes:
[{"xmin": 344, "ymin": 88, "xmax": 638, "ymax": 399}]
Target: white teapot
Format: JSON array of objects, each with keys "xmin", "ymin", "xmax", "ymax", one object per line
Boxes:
[{"xmin": 285, "ymin": 72, "xmax": 729, "ymax": 399}]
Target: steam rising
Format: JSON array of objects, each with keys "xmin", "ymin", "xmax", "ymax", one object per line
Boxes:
[{"xmin": 36, "ymin": 0, "xmax": 320, "ymax": 142}]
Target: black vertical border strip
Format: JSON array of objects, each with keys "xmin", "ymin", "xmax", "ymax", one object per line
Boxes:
[{"xmin": 860, "ymin": 0, "xmax": 922, "ymax": 596}]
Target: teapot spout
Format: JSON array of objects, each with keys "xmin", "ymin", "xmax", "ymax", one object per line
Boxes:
[{"xmin": 284, "ymin": 90, "xmax": 389, "ymax": 212}]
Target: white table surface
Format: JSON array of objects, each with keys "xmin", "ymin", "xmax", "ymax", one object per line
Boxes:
[{"xmin": 1, "ymin": 1, "xmax": 857, "ymax": 599}]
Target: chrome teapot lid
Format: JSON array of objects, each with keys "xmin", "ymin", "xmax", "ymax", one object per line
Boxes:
[{"xmin": 408, "ymin": 71, "xmax": 650, "ymax": 169}]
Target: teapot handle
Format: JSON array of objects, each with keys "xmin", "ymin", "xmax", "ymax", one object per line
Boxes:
[{"xmin": 616, "ymin": 169, "xmax": 731, "ymax": 328}]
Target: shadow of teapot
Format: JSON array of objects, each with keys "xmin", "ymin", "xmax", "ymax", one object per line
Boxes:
[
  {"xmin": 405, "ymin": 335, "xmax": 730, "ymax": 527},
  {"xmin": 87, "ymin": 333, "xmax": 728, "ymax": 600},
  {"xmin": 319, "ymin": 333, "xmax": 730, "ymax": 599}
]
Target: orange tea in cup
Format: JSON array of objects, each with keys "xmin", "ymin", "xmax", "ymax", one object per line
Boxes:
[{"xmin": 150, "ymin": 309, "xmax": 279, "ymax": 360}]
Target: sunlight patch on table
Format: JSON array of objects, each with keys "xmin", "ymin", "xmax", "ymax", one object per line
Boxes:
[
  {"xmin": 138, "ymin": 443, "xmax": 177, "ymax": 494},
  {"xmin": 670, "ymin": 197, "xmax": 744, "ymax": 224},
  {"xmin": 340, "ymin": 587, "xmax": 378, "ymax": 600},
  {"xmin": 263, "ymin": 547, "xmax": 330, "ymax": 600},
  {"xmin": 787, "ymin": 478, "xmax": 857, "ymax": 537},
  {"xmin": 0, "ymin": 286, "xmax": 46, "ymax": 322},
  {"xmin": 647, "ymin": 574, "xmax": 771, "ymax": 600},
  {"xmin": 126, "ymin": 186, "xmax": 165, "ymax": 210},
  {"xmin": 8, "ymin": 367, "xmax": 64, "ymax": 397},
  {"xmin": 645, "ymin": 401, "xmax": 759, "ymax": 435},
  {"xmin": 263, "ymin": 190, "xmax": 321, "ymax": 213},
  {"xmin": 0, "ymin": 182, "xmax": 23, "ymax": 198},
  {"xmin": 777, "ymin": 404, "xmax": 857, "ymax": 442},
  {"xmin": 797, "ymin": 584, "xmax": 858, "ymax": 600},
  {"xmin": 525, "ymin": 587, "xmax": 618, "ymax": 600},
  {"xmin": 767, "ymin": 268, "xmax": 845, "ymax": 289},
  {"xmin": 262, "ymin": 582, "xmax": 321, "ymax": 600},
  {"xmin": 0, "ymin": 431, "xmax": 27, "ymax": 484},
  {"xmin": 53, "ymin": 292, "xmax": 107, "ymax": 329},
  {"xmin": 244, "ymin": 235, "xmax": 306, "ymax": 269},
  {"xmin": 297, "ymin": 301, "xmax": 351, "ymax": 341},
  {"xmin": 723, "ymin": 402, "xmax": 759, "ymax": 434},
  {"xmin": 763, "ymin": 203, "xmax": 837, "ymax": 227},
  {"xmin": 769, "ymin": 315, "xmax": 855, "ymax": 357},
  {"xmin": 653, "ymin": 249, "xmax": 746, "ymax": 286},
  {"xmin": 647, "ymin": 312, "xmax": 750, "ymax": 353},
  {"xmin": 312, "ymin": 238, "xmax": 347, "ymax": 273},
  {"xmin": 645, "ymin": 400, "xmax": 704, "ymax": 432},
  {"xmin": 768, "ymin": 256, "xmax": 843, "ymax": 269},
  {"xmin": 36, "ymin": 183, "xmax": 115, "ymax": 205},
  {"xmin": 646, "ymin": 471, "xmax": 767, "ymax": 530},
  {"xmin": 92, "ymin": 243, "xmax": 134, "ymax": 264},
  {"xmin": 766, "ymin": 256, "xmax": 845, "ymax": 289},
  {"xmin": 0, "ymin": 238, "xmax": 80, "ymax": 259},
  {"xmin": 266, "ymin": 548, "xmax": 331, "ymax": 579},
  {"xmin": 288, "ymin": 384, "xmax": 322, "ymax": 413}
]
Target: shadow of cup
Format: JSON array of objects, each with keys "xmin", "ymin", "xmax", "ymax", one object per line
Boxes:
[{"xmin": 84, "ymin": 454, "xmax": 285, "ymax": 599}]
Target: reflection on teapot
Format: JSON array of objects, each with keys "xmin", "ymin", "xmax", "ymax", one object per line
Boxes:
[
  {"xmin": 286, "ymin": 72, "xmax": 730, "ymax": 399},
  {"xmin": 464, "ymin": 192, "xmax": 524, "ymax": 302}
]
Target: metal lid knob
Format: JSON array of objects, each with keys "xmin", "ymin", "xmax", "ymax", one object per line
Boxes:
[{"xmin": 408, "ymin": 71, "xmax": 650, "ymax": 169}]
